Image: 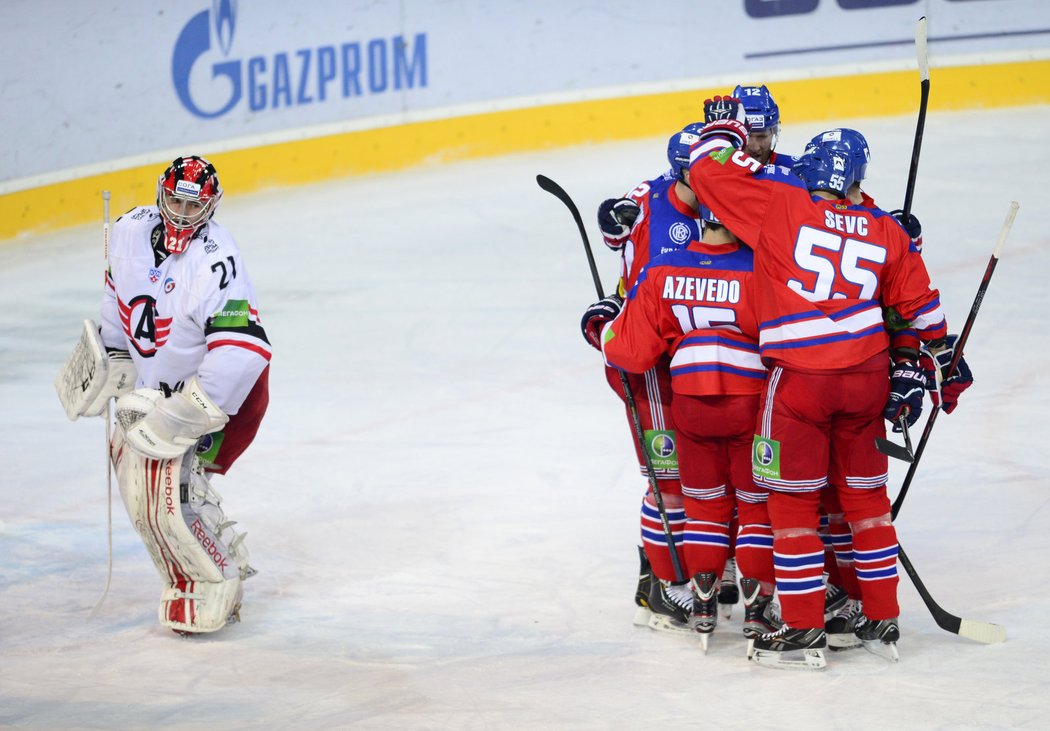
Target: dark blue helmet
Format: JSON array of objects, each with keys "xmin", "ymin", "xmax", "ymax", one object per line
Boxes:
[
  {"xmin": 805, "ymin": 128, "xmax": 870, "ymax": 183},
  {"xmin": 733, "ymin": 84, "xmax": 780, "ymax": 132},
  {"xmin": 698, "ymin": 204, "xmax": 722, "ymax": 229},
  {"xmin": 791, "ymin": 145, "xmax": 856, "ymax": 198},
  {"xmin": 667, "ymin": 122, "xmax": 704, "ymax": 181}
]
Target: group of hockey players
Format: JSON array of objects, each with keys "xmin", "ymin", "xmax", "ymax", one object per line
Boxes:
[
  {"xmin": 57, "ymin": 155, "xmax": 270, "ymax": 635},
  {"xmin": 580, "ymin": 86, "xmax": 973, "ymax": 670}
]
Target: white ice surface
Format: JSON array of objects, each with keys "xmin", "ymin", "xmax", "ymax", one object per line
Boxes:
[{"xmin": 2, "ymin": 106, "xmax": 1049, "ymax": 730}]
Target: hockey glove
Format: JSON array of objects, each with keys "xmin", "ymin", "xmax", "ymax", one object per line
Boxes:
[
  {"xmin": 920, "ymin": 334, "xmax": 973, "ymax": 414},
  {"xmin": 700, "ymin": 96, "xmax": 749, "ymax": 150},
  {"xmin": 116, "ymin": 377, "xmax": 229, "ymax": 459},
  {"xmin": 890, "ymin": 209, "xmax": 924, "ymax": 253},
  {"xmin": 580, "ymin": 294, "xmax": 623, "ymax": 351},
  {"xmin": 82, "ymin": 349, "xmax": 136, "ymax": 417},
  {"xmin": 597, "ymin": 198, "xmax": 641, "ymax": 250},
  {"xmin": 883, "ymin": 360, "xmax": 928, "ymax": 429}
]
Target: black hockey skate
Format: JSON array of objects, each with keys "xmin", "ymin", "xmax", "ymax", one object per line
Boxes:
[
  {"xmin": 854, "ymin": 615, "xmax": 900, "ymax": 662},
  {"xmin": 749, "ymin": 625, "xmax": 828, "ymax": 671},
  {"xmin": 646, "ymin": 579, "xmax": 694, "ymax": 635},
  {"xmin": 826, "ymin": 598, "xmax": 864, "ymax": 651},
  {"xmin": 718, "ymin": 557, "xmax": 739, "ymax": 619},
  {"xmin": 689, "ymin": 572, "xmax": 719, "ymax": 652},
  {"xmin": 824, "ymin": 581, "xmax": 848, "ymax": 622},
  {"xmin": 633, "ymin": 546, "xmax": 653, "ymax": 627},
  {"xmin": 740, "ymin": 578, "xmax": 781, "ymax": 642}
]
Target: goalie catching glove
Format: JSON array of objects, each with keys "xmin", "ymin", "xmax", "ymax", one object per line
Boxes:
[{"xmin": 116, "ymin": 377, "xmax": 229, "ymax": 459}]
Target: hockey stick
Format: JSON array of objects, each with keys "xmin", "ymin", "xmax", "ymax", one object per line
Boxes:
[
  {"xmin": 898, "ymin": 542, "xmax": 1006, "ymax": 643},
  {"xmin": 891, "ymin": 201, "xmax": 1018, "ymax": 520},
  {"xmin": 88, "ymin": 190, "xmax": 113, "ymax": 620},
  {"xmin": 876, "ymin": 17, "xmax": 929, "ymax": 464},
  {"xmin": 876, "ymin": 417, "xmax": 914, "ymax": 463},
  {"xmin": 537, "ymin": 173, "xmax": 686, "ymax": 583},
  {"xmin": 902, "ymin": 15, "xmax": 929, "ymax": 220}
]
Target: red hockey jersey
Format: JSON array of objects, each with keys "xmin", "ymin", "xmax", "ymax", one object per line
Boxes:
[
  {"xmin": 602, "ymin": 241, "xmax": 765, "ymax": 396},
  {"xmin": 688, "ymin": 144, "xmax": 946, "ymax": 370},
  {"xmin": 613, "ymin": 175, "xmax": 700, "ymax": 296}
]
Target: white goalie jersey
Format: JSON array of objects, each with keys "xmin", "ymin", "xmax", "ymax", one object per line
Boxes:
[{"xmin": 99, "ymin": 206, "xmax": 271, "ymax": 415}]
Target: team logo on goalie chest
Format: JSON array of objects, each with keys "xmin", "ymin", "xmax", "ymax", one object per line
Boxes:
[{"xmin": 119, "ymin": 294, "xmax": 172, "ymax": 356}]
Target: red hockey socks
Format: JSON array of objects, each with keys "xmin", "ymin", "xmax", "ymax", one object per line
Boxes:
[
  {"xmin": 773, "ymin": 531, "xmax": 826, "ymax": 630},
  {"xmin": 640, "ymin": 495, "xmax": 686, "ymax": 581},
  {"xmin": 852, "ymin": 523, "xmax": 900, "ymax": 620},
  {"xmin": 736, "ymin": 522, "xmax": 775, "ymax": 586},
  {"xmin": 682, "ymin": 520, "xmax": 730, "ymax": 578}
]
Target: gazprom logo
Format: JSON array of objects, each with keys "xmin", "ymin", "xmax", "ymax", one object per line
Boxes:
[
  {"xmin": 172, "ymin": 1, "xmax": 428, "ymax": 119},
  {"xmin": 746, "ymin": 113, "xmax": 766, "ymax": 130}
]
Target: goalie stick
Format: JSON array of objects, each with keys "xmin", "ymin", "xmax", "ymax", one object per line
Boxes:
[
  {"xmin": 899, "ymin": 542, "xmax": 1006, "ymax": 644},
  {"xmin": 537, "ymin": 173, "xmax": 686, "ymax": 583},
  {"xmin": 89, "ymin": 190, "xmax": 114, "ymax": 619},
  {"xmin": 891, "ymin": 201, "xmax": 1018, "ymax": 520},
  {"xmin": 876, "ymin": 16, "xmax": 928, "ymax": 464}
]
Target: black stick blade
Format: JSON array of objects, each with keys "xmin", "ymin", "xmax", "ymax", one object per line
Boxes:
[{"xmin": 876, "ymin": 437, "xmax": 914, "ymax": 463}]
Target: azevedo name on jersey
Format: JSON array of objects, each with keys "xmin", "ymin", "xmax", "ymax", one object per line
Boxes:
[
  {"xmin": 662, "ymin": 276, "xmax": 741, "ymax": 304},
  {"xmin": 173, "ymin": 5, "xmax": 428, "ymax": 119}
]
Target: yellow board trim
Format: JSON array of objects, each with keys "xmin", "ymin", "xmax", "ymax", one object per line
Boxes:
[{"xmin": 2, "ymin": 59, "xmax": 1048, "ymax": 241}]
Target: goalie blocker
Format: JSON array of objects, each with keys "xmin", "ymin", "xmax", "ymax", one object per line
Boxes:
[{"xmin": 55, "ymin": 319, "xmax": 136, "ymax": 420}]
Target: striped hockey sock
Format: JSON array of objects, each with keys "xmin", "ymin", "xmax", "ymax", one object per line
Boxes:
[
  {"xmin": 736, "ymin": 523, "xmax": 775, "ymax": 585},
  {"xmin": 773, "ymin": 532, "xmax": 827, "ymax": 629},
  {"xmin": 640, "ymin": 497, "xmax": 686, "ymax": 582},
  {"xmin": 682, "ymin": 519, "xmax": 730, "ymax": 577},
  {"xmin": 853, "ymin": 524, "xmax": 900, "ymax": 620}
]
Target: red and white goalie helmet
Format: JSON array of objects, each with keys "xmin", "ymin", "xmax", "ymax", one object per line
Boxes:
[{"xmin": 156, "ymin": 155, "xmax": 223, "ymax": 254}]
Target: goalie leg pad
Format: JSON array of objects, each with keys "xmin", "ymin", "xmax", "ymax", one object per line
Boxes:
[{"xmin": 112, "ymin": 431, "xmax": 253, "ymax": 633}]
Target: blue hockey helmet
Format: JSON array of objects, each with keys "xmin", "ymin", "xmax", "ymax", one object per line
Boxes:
[
  {"xmin": 805, "ymin": 128, "xmax": 871, "ymax": 183},
  {"xmin": 698, "ymin": 204, "xmax": 722, "ymax": 230},
  {"xmin": 733, "ymin": 84, "xmax": 780, "ymax": 132},
  {"xmin": 791, "ymin": 145, "xmax": 856, "ymax": 198},
  {"xmin": 667, "ymin": 122, "xmax": 704, "ymax": 181}
]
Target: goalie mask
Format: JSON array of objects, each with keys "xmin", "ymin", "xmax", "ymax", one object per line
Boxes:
[{"xmin": 157, "ymin": 156, "xmax": 223, "ymax": 254}]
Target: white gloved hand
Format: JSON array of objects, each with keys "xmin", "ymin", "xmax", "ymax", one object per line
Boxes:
[
  {"xmin": 82, "ymin": 350, "xmax": 136, "ymax": 417},
  {"xmin": 116, "ymin": 378, "xmax": 228, "ymax": 459}
]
